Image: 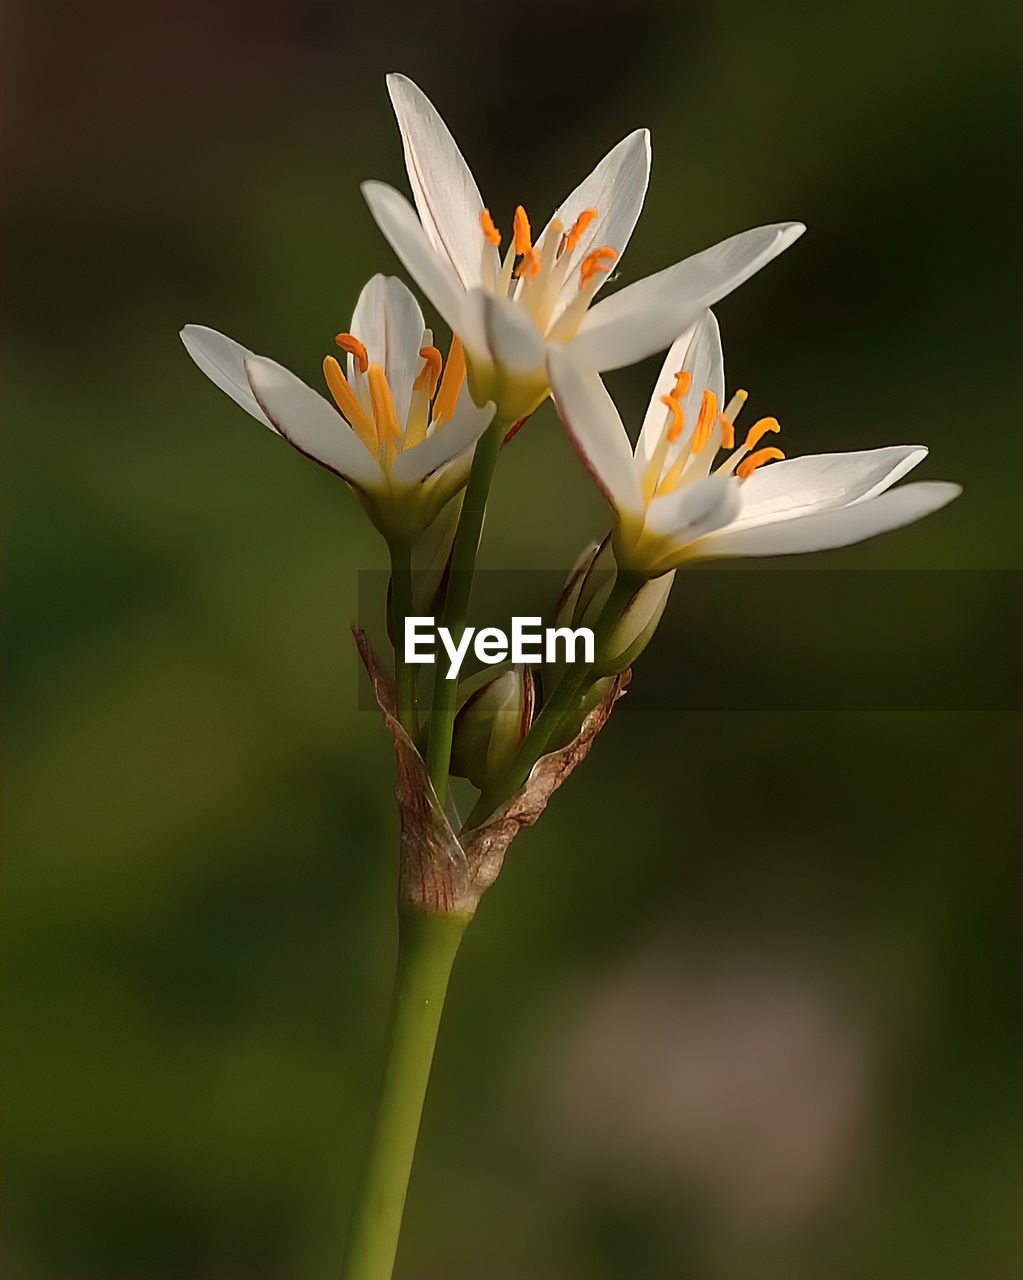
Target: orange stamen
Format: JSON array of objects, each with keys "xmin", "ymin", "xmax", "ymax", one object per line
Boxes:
[
  {"xmin": 719, "ymin": 414, "xmax": 736, "ymax": 450},
  {"xmin": 367, "ymin": 363, "xmax": 402, "ymax": 451},
  {"xmin": 515, "ymin": 247, "xmax": 541, "ymax": 279},
  {"xmin": 513, "ymin": 206, "xmax": 532, "ymax": 255},
  {"xmin": 743, "ymin": 416, "xmax": 780, "ymax": 453},
  {"xmin": 672, "ymin": 369, "xmax": 692, "ymax": 398},
  {"xmin": 691, "ymin": 390, "xmax": 719, "ymax": 454},
  {"xmin": 480, "ymin": 208, "xmax": 502, "ymax": 247},
  {"xmin": 661, "ymin": 394, "xmax": 686, "ymax": 443},
  {"xmin": 414, "ymin": 345, "xmax": 443, "ymax": 396},
  {"xmin": 737, "ymin": 446, "xmax": 785, "ymax": 480},
  {"xmin": 335, "ymin": 333, "xmax": 368, "ymax": 374},
  {"xmin": 564, "ymin": 208, "xmax": 597, "ymax": 252},
  {"xmin": 432, "ymin": 335, "xmax": 465, "ymax": 426},
  {"xmin": 579, "ymin": 246, "xmax": 617, "ymax": 283},
  {"xmin": 323, "ymin": 356, "xmax": 376, "ymax": 449}
]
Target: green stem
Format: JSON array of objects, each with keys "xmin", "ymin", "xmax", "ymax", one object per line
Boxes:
[
  {"xmin": 341, "ymin": 904, "xmax": 471, "ymax": 1280},
  {"xmin": 470, "ymin": 570, "xmax": 641, "ymax": 823},
  {"xmin": 423, "ymin": 417, "xmax": 507, "ymax": 804},
  {"xmin": 388, "ymin": 538, "xmax": 418, "ymax": 737}
]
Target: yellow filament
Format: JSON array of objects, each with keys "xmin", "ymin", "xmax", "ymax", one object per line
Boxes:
[
  {"xmin": 367, "ymin": 363, "xmax": 402, "ymax": 461},
  {"xmin": 642, "ymin": 456, "xmax": 664, "ymax": 505},
  {"xmin": 723, "ymin": 388, "xmax": 748, "ymax": 421},
  {"xmin": 432, "ymin": 335, "xmax": 465, "ymax": 427},
  {"xmin": 737, "ymin": 446, "xmax": 785, "ymax": 480},
  {"xmin": 480, "ymin": 208, "xmax": 502, "ymax": 246},
  {"xmin": 564, "ymin": 208, "xmax": 597, "ymax": 252},
  {"xmin": 323, "ymin": 356, "xmax": 376, "ymax": 450},
  {"xmin": 642, "ymin": 433, "xmax": 673, "ymax": 505},
  {"xmin": 743, "ymin": 416, "xmax": 780, "ymax": 453},
  {"xmin": 579, "ymin": 246, "xmax": 617, "ymax": 284},
  {"xmin": 513, "ymin": 206, "xmax": 532, "ymax": 255},
  {"xmin": 534, "ymin": 220, "xmax": 563, "ymax": 306},
  {"xmin": 335, "ymin": 333, "xmax": 368, "ymax": 374},
  {"xmin": 691, "ymin": 390, "xmax": 719, "ymax": 454},
  {"xmin": 656, "ymin": 450, "xmax": 689, "ymax": 496},
  {"xmin": 414, "ymin": 345, "xmax": 443, "ymax": 396}
]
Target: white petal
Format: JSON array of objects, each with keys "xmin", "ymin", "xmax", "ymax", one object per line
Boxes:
[
  {"xmin": 637, "ymin": 310, "xmax": 724, "ymax": 464},
  {"xmin": 244, "ymin": 356, "xmax": 383, "ymax": 490},
  {"xmin": 467, "ymin": 289, "xmax": 547, "ymax": 374},
  {"xmin": 540, "ymin": 128, "xmax": 651, "ymax": 321},
  {"xmin": 691, "ymin": 481, "xmax": 961, "ymax": 558},
  {"xmin": 572, "ymin": 222, "xmax": 806, "ymax": 371},
  {"xmin": 390, "ymin": 395, "xmax": 494, "ymax": 487},
  {"xmin": 547, "ymin": 347, "xmax": 645, "ymax": 522},
  {"xmin": 180, "ymin": 325, "xmax": 274, "ymax": 428},
  {"xmin": 643, "ymin": 473, "xmax": 742, "ymax": 542},
  {"xmin": 361, "ymin": 182, "xmax": 469, "ymax": 338},
  {"xmin": 728, "ymin": 446, "xmax": 928, "ymax": 530},
  {"xmin": 386, "ymin": 73, "xmax": 495, "ymax": 290},
  {"xmin": 348, "ymin": 274, "xmax": 425, "ymax": 429}
]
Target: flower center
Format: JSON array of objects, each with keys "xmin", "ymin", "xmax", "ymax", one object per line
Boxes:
[
  {"xmin": 478, "ymin": 205, "xmax": 617, "ymax": 341},
  {"xmin": 322, "ymin": 332, "xmax": 466, "ymax": 469},
  {"xmin": 640, "ymin": 375, "xmax": 785, "ymax": 505}
]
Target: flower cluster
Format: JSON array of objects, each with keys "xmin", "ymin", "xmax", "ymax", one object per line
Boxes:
[{"xmin": 181, "ymin": 74, "xmax": 960, "ymax": 829}]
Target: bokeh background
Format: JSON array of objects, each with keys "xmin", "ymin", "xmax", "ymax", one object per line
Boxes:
[{"xmin": 5, "ymin": 1, "xmax": 1021, "ymax": 1276}]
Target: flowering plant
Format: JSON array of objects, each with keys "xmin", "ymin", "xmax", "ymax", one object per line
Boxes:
[{"xmin": 180, "ymin": 75, "xmax": 958, "ymax": 1280}]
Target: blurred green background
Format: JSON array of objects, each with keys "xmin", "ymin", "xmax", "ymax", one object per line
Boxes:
[{"xmin": 5, "ymin": 1, "xmax": 1021, "ymax": 1276}]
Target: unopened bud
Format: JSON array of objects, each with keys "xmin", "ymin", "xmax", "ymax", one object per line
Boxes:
[
  {"xmin": 556, "ymin": 538, "xmax": 675, "ymax": 675},
  {"xmin": 450, "ymin": 666, "xmax": 535, "ymax": 791},
  {"xmin": 596, "ymin": 570, "xmax": 675, "ymax": 674},
  {"xmin": 554, "ymin": 535, "xmax": 615, "ymax": 630}
]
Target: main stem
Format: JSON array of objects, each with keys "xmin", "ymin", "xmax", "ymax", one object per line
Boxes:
[
  {"xmin": 340, "ymin": 904, "xmax": 471, "ymax": 1280},
  {"xmin": 423, "ymin": 417, "xmax": 507, "ymax": 804},
  {"xmin": 388, "ymin": 538, "xmax": 418, "ymax": 736}
]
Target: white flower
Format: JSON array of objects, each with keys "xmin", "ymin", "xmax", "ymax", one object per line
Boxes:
[
  {"xmin": 548, "ymin": 311, "xmax": 960, "ymax": 575},
  {"xmin": 180, "ymin": 275, "xmax": 494, "ymax": 540},
  {"xmin": 362, "ymin": 74, "xmax": 805, "ymax": 422}
]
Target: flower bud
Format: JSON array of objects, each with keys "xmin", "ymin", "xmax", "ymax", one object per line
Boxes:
[
  {"xmin": 450, "ymin": 666, "xmax": 535, "ymax": 791},
  {"xmin": 555, "ymin": 536, "xmax": 675, "ymax": 675},
  {"xmin": 596, "ymin": 570, "xmax": 675, "ymax": 674},
  {"xmin": 554, "ymin": 535, "xmax": 616, "ymax": 631}
]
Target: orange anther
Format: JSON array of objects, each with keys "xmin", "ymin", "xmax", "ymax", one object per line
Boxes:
[
  {"xmin": 737, "ymin": 446, "xmax": 785, "ymax": 480},
  {"xmin": 661, "ymin": 394, "xmax": 686, "ymax": 443},
  {"xmin": 579, "ymin": 246, "xmax": 617, "ymax": 283},
  {"xmin": 564, "ymin": 207, "xmax": 598, "ymax": 252},
  {"xmin": 432, "ymin": 335, "xmax": 465, "ymax": 427},
  {"xmin": 742, "ymin": 415, "xmax": 781, "ymax": 453},
  {"xmin": 718, "ymin": 414, "xmax": 736, "ymax": 451},
  {"xmin": 672, "ymin": 369, "xmax": 692, "ymax": 398},
  {"xmin": 335, "ymin": 332, "xmax": 368, "ymax": 374},
  {"xmin": 513, "ymin": 205, "xmax": 532, "ymax": 255},
  {"xmin": 691, "ymin": 390, "xmax": 719, "ymax": 454},
  {"xmin": 323, "ymin": 356, "xmax": 376, "ymax": 449},
  {"xmin": 367, "ymin": 363, "xmax": 402, "ymax": 446},
  {"xmin": 414, "ymin": 345, "xmax": 443, "ymax": 396},
  {"xmin": 480, "ymin": 208, "xmax": 502, "ymax": 247},
  {"xmin": 514, "ymin": 247, "xmax": 541, "ymax": 279}
]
